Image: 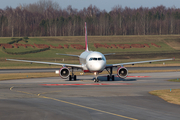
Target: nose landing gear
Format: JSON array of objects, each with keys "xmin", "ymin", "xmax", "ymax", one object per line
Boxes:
[
  {"xmin": 94, "ymin": 78, "xmax": 99, "ymax": 82},
  {"xmin": 94, "ymin": 72, "xmax": 99, "ymax": 82}
]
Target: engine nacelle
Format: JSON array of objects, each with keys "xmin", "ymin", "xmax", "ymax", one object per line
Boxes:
[
  {"xmin": 117, "ymin": 67, "xmax": 128, "ymax": 78},
  {"xmin": 59, "ymin": 67, "xmax": 70, "ymax": 79}
]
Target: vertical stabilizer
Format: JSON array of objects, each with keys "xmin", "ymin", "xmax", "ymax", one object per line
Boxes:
[{"xmin": 85, "ymin": 22, "xmax": 89, "ymax": 51}]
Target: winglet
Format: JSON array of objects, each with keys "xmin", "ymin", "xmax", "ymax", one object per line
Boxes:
[{"xmin": 85, "ymin": 22, "xmax": 89, "ymax": 51}]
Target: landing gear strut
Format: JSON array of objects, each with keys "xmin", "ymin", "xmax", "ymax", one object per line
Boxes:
[
  {"xmin": 94, "ymin": 72, "xmax": 99, "ymax": 82},
  {"xmin": 106, "ymin": 67, "xmax": 115, "ymax": 81},
  {"xmin": 69, "ymin": 67, "xmax": 77, "ymax": 81}
]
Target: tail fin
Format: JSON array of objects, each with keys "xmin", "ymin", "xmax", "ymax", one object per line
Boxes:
[{"xmin": 85, "ymin": 22, "xmax": 89, "ymax": 51}]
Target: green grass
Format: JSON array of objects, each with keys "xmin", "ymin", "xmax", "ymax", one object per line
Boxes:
[
  {"xmin": 0, "ymin": 72, "xmax": 59, "ymax": 81},
  {"xmin": 168, "ymin": 78, "xmax": 180, "ymax": 82},
  {"xmin": 149, "ymin": 89, "xmax": 180, "ymax": 105},
  {"xmin": 0, "ymin": 37, "xmax": 176, "ymax": 58},
  {"xmin": 0, "ymin": 35, "xmax": 180, "ymax": 68}
]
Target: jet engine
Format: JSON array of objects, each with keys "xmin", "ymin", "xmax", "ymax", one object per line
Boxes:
[
  {"xmin": 59, "ymin": 67, "xmax": 70, "ymax": 79},
  {"xmin": 117, "ymin": 67, "xmax": 128, "ymax": 78}
]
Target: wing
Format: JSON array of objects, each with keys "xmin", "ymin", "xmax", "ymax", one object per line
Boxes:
[
  {"xmin": 103, "ymin": 53, "xmax": 115, "ymax": 56},
  {"xmin": 56, "ymin": 53, "xmax": 79, "ymax": 57},
  {"xmin": 6, "ymin": 59, "xmax": 82, "ymax": 68},
  {"xmin": 106, "ymin": 58, "xmax": 175, "ymax": 68}
]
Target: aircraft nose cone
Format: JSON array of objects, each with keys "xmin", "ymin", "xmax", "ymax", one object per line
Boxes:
[
  {"xmin": 88, "ymin": 62, "xmax": 105, "ymax": 72},
  {"xmin": 94, "ymin": 63, "xmax": 101, "ymax": 70}
]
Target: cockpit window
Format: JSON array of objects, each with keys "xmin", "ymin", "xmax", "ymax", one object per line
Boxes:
[
  {"xmin": 89, "ymin": 58, "xmax": 93, "ymax": 61},
  {"xmin": 98, "ymin": 58, "xmax": 102, "ymax": 60},
  {"xmin": 89, "ymin": 57, "xmax": 105, "ymax": 61}
]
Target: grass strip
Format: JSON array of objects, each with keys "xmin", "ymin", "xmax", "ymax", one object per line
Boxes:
[
  {"xmin": 1, "ymin": 69, "xmax": 180, "ymax": 81},
  {"xmin": 0, "ymin": 72, "xmax": 59, "ymax": 81},
  {"xmin": 168, "ymin": 78, "xmax": 180, "ymax": 82},
  {"xmin": 149, "ymin": 89, "xmax": 180, "ymax": 105}
]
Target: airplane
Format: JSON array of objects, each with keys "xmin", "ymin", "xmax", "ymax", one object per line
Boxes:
[{"xmin": 6, "ymin": 22, "xmax": 174, "ymax": 82}]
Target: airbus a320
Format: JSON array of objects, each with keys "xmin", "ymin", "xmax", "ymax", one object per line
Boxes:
[{"xmin": 7, "ymin": 22, "xmax": 174, "ymax": 82}]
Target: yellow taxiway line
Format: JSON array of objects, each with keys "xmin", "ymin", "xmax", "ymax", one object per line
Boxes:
[{"xmin": 10, "ymin": 86, "xmax": 138, "ymax": 120}]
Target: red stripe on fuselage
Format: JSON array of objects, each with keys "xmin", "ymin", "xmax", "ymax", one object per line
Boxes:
[{"xmin": 83, "ymin": 70, "xmax": 90, "ymax": 73}]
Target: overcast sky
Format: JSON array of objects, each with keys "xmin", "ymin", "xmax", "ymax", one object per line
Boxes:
[{"xmin": 0, "ymin": 0, "xmax": 180, "ymax": 12}]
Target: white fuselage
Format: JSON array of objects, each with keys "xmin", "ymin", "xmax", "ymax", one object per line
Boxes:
[{"xmin": 79, "ymin": 51, "xmax": 106, "ymax": 72}]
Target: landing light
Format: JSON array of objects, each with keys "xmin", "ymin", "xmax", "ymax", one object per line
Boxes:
[
  {"xmin": 94, "ymin": 72, "xmax": 98, "ymax": 76},
  {"xmin": 55, "ymin": 70, "xmax": 59, "ymax": 74}
]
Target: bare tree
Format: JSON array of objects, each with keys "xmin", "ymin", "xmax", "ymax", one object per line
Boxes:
[{"xmin": 1, "ymin": 3, "xmax": 180, "ymax": 37}]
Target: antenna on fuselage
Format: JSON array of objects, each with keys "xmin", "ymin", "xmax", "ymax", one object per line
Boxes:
[{"xmin": 85, "ymin": 22, "xmax": 89, "ymax": 51}]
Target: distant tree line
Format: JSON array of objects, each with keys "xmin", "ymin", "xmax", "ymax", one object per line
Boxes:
[{"xmin": 0, "ymin": 0, "xmax": 180, "ymax": 37}]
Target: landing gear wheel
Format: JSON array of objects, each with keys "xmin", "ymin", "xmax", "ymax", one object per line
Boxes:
[
  {"xmin": 112, "ymin": 75, "xmax": 115, "ymax": 81},
  {"xmin": 94, "ymin": 78, "xmax": 99, "ymax": 82},
  {"xmin": 107, "ymin": 75, "xmax": 110, "ymax": 81},
  {"xmin": 69, "ymin": 75, "xmax": 72, "ymax": 81},
  {"xmin": 74, "ymin": 75, "xmax": 76, "ymax": 81},
  {"xmin": 70, "ymin": 68, "xmax": 77, "ymax": 81}
]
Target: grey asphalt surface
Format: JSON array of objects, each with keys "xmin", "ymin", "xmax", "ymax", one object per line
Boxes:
[
  {"xmin": 0, "ymin": 66, "xmax": 180, "ymax": 73},
  {"xmin": 0, "ymin": 72, "xmax": 180, "ymax": 120}
]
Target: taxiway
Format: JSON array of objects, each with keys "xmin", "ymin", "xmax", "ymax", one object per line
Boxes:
[{"xmin": 0, "ymin": 72, "xmax": 180, "ymax": 120}]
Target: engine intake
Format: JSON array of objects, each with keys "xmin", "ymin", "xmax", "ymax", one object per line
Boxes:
[
  {"xmin": 59, "ymin": 67, "xmax": 70, "ymax": 79},
  {"xmin": 117, "ymin": 67, "xmax": 128, "ymax": 78}
]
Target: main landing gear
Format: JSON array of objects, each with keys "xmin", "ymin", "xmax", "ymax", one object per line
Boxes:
[
  {"xmin": 69, "ymin": 68, "xmax": 77, "ymax": 81},
  {"xmin": 106, "ymin": 67, "xmax": 115, "ymax": 81}
]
